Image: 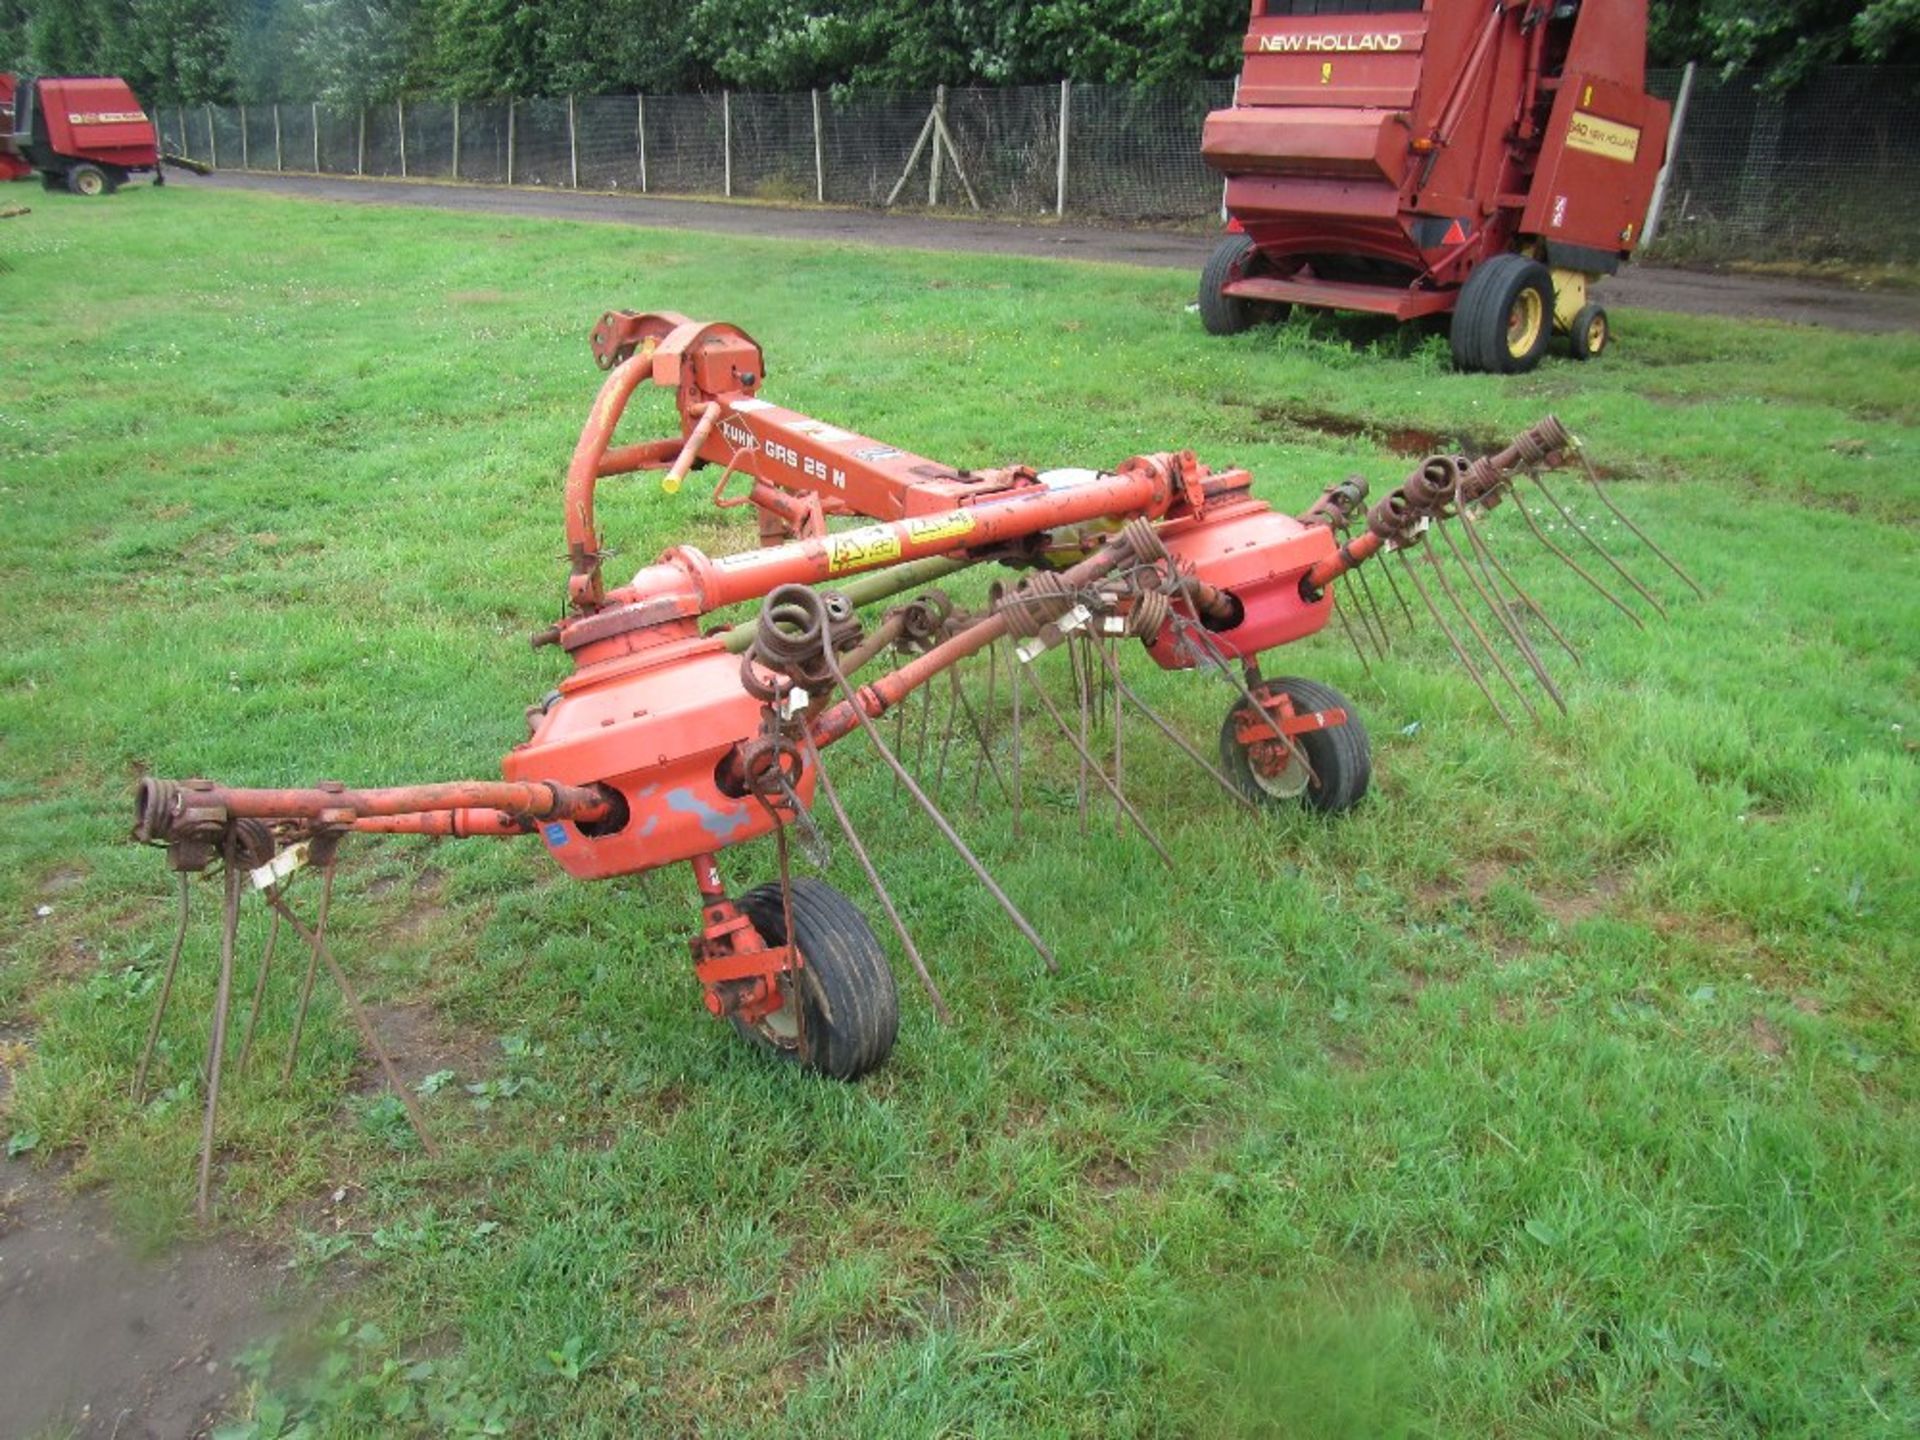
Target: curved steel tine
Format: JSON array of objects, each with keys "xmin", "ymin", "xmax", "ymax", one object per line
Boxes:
[
  {"xmin": 825, "ymin": 653, "xmax": 1058, "ymax": 974},
  {"xmin": 1509, "ymin": 487, "xmax": 1645, "ymax": 630},
  {"xmin": 1460, "ymin": 502, "xmax": 1583, "ymax": 668},
  {"xmin": 1574, "ymin": 447, "xmax": 1704, "ymax": 597},
  {"xmin": 134, "ymin": 872, "xmax": 191, "ymax": 1103},
  {"xmin": 1424, "ymin": 535, "xmax": 1540, "ymax": 722},
  {"xmin": 196, "ymin": 854, "xmax": 243, "ymax": 1221},
  {"xmin": 800, "ymin": 732, "xmax": 951, "ymax": 1021},
  {"xmin": 236, "ymin": 890, "xmax": 286, "ymax": 1069},
  {"xmin": 1022, "ymin": 664, "xmax": 1176, "ymax": 869},
  {"xmin": 1529, "ymin": 468, "xmax": 1668, "ymax": 619},
  {"xmin": 1436, "ymin": 517, "xmax": 1567, "ymax": 714},
  {"xmin": 1400, "ymin": 544, "xmax": 1514, "ymax": 731}
]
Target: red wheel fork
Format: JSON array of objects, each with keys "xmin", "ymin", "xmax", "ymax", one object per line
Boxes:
[{"xmin": 687, "ymin": 853, "xmax": 797, "ymax": 1025}]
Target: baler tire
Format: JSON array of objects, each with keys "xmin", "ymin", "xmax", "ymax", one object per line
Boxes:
[
  {"xmin": 735, "ymin": 877, "xmax": 898, "ymax": 1080},
  {"xmin": 66, "ymin": 164, "xmax": 109, "ymax": 198},
  {"xmin": 1199, "ymin": 233, "xmax": 1260, "ymax": 336},
  {"xmin": 1218, "ymin": 677, "xmax": 1371, "ymax": 815},
  {"xmin": 1569, "ymin": 303, "xmax": 1609, "ymax": 361},
  {"xmin": 1451, "ymin": 254, "xmax": 1554, "ymax": 374}
]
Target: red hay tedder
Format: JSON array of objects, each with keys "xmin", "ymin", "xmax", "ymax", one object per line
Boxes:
[
  {"xmin": 127, "ymin": 311, "xmax": 1697, "ymax": 1215},
  {"xmin": 1, "ymin": 73, "xmax": 162, "ymax": 195},
  {"xmin": 1200, "ymin": 0, "xmax": 1670, "ymax": 371}
]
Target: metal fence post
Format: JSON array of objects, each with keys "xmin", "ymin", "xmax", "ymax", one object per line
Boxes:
[
  {"xmin": 568, "ymin": 95, "xmax": 579, "ymax": 188},
  {"xmin": 811, "ymin": 88, "xmax": 824, "ymax": 202},
  {"xmin": 311, "ymin": 102, "xmax": 319, "ymax": 171},
  {"xmin": 207, "ymin": 104, "xmax": 218, "ymax": 169},
  {"xmin": 1642, "ymin": 61, "xmax": 1696, "ymax": 247},
  {"xmin": 239, "ymin": 104, "xmax": 249, "ymax": 169},
  {"xmin": 398, "ymin": 98, "xmax": 407, "ymax": 178},
  {"xmin": 357, "ymin": 107, "xmax": 365, "ymax": 175},
  {"xmin": 452, "ymin": 100, "xmax": 461, "ymax": 180},
  {"xmin": 637, "ymin": 94, "xmax": 648, "ymax": 192},
  {"xmin": 722, "ymin": 91, "xmax": 732, "ymax": 198},
  {"xmin": 506, "ymin": 99, "xmax": 516, "ymax": 186},
  {"xmin": 273, "ymin": 104, "xmax": 283, "ymax": 171},
  {"xmin": 929, "ymin": 85, "xmax": 945, "ymax": 207},
  {"xmin": 1055, "ymin": 80, "xmax": 1070, "ymax": 217},
  {"xmin": 178, "ymin": 110, "xmax": 189, "ymax": 162}
]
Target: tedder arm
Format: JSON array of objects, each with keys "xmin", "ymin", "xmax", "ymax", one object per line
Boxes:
[{"xmin": 129, "ymin": 311, "xmax": 1696, "ymax": 1210}]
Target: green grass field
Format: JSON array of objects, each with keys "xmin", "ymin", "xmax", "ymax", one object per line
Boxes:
[{"xmin": 1, "ymin": 187, "xmax": 1915, "ymax": 1438}]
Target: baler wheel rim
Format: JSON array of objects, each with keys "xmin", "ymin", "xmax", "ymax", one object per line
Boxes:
[
  {"xmin": 1506, "ymin": 289, "xmax": 1545, "ymax": 358},
  {"xmin": 1570, "ymin": 303, "xmax": 1610, "ymax": 361},
  {"xmin": 733, "ymin": 877, "xmax": 899, "ymax": 1080},
  {"xmin": 67, "ymin": 164, "xmax": 107, "ymax": 198}
]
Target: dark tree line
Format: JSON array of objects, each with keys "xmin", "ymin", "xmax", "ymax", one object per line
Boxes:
[{"xmin": 1, "ymin": 1, "xmax": 1913, "ymax": 106}]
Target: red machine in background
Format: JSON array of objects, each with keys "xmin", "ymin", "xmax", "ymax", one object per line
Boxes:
[
  {"xmin": 1200, "ymin": 0, "xmax": 1670, "ymax": 371},
  {"xmin": 2, "ymin": 73, "xmax": 162, "ymax": 194}
]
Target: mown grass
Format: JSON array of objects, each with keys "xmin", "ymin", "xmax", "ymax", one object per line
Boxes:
[{"xmin": 0, "ymin": 186, "xmax": 1915, "ymax": 1437}]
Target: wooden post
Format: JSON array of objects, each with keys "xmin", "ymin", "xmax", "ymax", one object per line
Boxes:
[
  {"xmin": 239, "ymin": 104, "xmax": 249, "ymax": 169},
  {"xmin": 311, "ymin": 102, "xmax": 319, "ymax": 171},
  {"xmin": 568, "ymin": 94, "xmax": 579, "ymax": 188},
  {"xmin": 929, "ymin": 85, "xmax": 945, "ymax": 207},
  {"xmin": 722, "ymin": 91, "xmax": 732, "ymax": 198},
  {"xmin": 507, "ymin": 99, "xmax": 516, "ymax": 185},
  {"xmin": 397, "ymin": 98, "xmax": 408, "ymax": 177},
  {"xmin": 207, "ymin": 105, "xmax": 218, "ymax": 169},
  {"xmin": 452, "ymin": 99, "xmax": 461, "ymax": 180},
  {"xmin": 356, "ymin": 107, "xmax": 365, "ymax": 176},
  {"xmin": 273, "ymin": 104, "xmax": 283, "ymax": 171},
  {"xmin": 637, "ymin": 94, "xmax": 648, "ymax": 192},
  {"xmin": 1055, "ymin": 80, "xmax": 1070, "ymax": 217},
  {"xmin": 1642, "ymin": 61, "xmax": 1697, "ymax": 247},
  {"xmin": 811, "ymin": 88, "xmax": 824, "ymax": 202}
]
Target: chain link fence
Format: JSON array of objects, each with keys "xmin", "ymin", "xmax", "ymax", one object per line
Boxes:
[{"xmin": 162, "ymin": 67, "xmax": 1919, "ymax": 264}]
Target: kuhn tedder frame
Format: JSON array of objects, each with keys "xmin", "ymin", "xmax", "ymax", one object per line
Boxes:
[{"xmin": 130, "ymin": 311, "xmax": 1696, "ymax": 1214}]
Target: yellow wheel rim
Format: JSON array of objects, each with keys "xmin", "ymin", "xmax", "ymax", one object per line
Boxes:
[
  {"xmin": 76, "ymin": 171, "xmax": 102, "ymax": 195},
  {"xmin": 1585, "ymin": 313, "xmax": 1607, "ymax": 352},
  {"xmin": 1505, "ymin": 289, "xmax": 1544, "ymax": 357}
]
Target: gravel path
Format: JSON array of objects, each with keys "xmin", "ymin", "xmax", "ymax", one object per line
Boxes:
[{"xmin": 185, "ymin": 171, "xmax": 1920, "ymax": 334}]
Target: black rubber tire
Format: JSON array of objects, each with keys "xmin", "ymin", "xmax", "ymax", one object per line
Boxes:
[
  {"xmin": 1199, "ymin": 233, "xmax": 1260, "ymax": 336},
  {"xmin": 1218, "ymin": 677, "xmax": 1371, "ymax": 815},
  {"xmin": 1569, "ymin": 303, "xmax": 1609, "ymax": 361},
  {"xmin": 1450, "ymin": 254, "xmax": 1554, "ymax": 374},
  {"xmin": 66, "ymin": 164, "xmax": 109, "ymax": 197},
  {"xmin": 735, "ymin": 877, "xmax": 898, "ymax": 1080}
]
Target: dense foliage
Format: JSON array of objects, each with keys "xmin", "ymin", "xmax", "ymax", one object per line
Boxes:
[{"xmin": 0, "ymin": 1, "xmax": 1913, "ymax": 106}]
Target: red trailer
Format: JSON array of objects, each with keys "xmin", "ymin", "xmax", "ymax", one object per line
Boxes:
[
  {"xmin": 1, "ymin": 74, "xmax": 162, "ymax": 195},
  {"xmin": 1199, "ymin": 0, "xmax": 1670, "ymax": 371}
]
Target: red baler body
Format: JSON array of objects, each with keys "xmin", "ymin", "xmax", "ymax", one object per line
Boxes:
[
  {"xmin": 2, "ymin": 74, "xmax": 160, "ymax": 188},
  {"xmin": 1202, "ymin": 0, "xmax": 1669, "ymax": 319}
]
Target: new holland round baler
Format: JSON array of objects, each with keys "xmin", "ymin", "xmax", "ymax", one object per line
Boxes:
[
  {"xmin": 1199, "ymin": 0, "xmax": 1670, "ymax": 371},
  {"xmin": 2, "ymin": 73, "xmax": 162, "ymax": 195}
]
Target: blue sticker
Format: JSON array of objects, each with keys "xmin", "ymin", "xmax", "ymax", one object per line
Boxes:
[{"xmin": 543, "ymin": 823, "xmax": 569, "ymax": 847}]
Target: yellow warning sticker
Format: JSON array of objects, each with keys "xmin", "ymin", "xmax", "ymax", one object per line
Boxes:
[
  {"xmin": 902, "ymin": 512, "xmax": 977, "ymax": 547},
  {"xmin": 824, "ymin": 527, "xmax": 903, "ymax": 574},
  {"xmin": 1566, "ymin": 111, "xmax": 1641, "ymax": 163}
]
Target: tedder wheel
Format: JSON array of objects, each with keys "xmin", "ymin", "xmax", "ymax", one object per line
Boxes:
[
  {"xmin": 66, "ymin": 164, "xmax": 109, "ymax": 197},
  {"xmin": 1450, "ymin": 254, "xmax": 1554, "ymax": 374},
  {"xmin": 735, "ymin": 877, "xmax": 898, "ymax": 1080},
  {"xmin": 1218, "ymin": 677, "xmax": 1371, "ymax": 814},
  {"xmin": 1200, "ymin": 233, "xmax": 1286, "ymax": 336},
  {"xmin": 1569, "ymin": 303, "xmax": 1609, "ymax": 361}
]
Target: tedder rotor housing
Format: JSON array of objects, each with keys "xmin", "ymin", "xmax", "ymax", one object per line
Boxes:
[{"xmin": 1199, "ymin": 0, "xmax": 1671, "ymax": 371}]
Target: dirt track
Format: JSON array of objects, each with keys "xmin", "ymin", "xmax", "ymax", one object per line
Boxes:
[{"xmin": 185, "ymin": 170, "xmax": 1920, "ymax": 334}]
